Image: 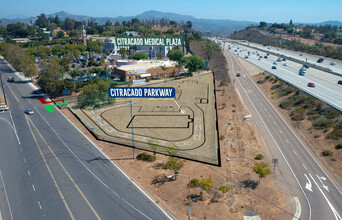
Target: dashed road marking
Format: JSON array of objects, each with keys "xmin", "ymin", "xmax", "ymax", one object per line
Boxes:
[
  {"xmin": 286, "ymin": 139, "xmax": 289, "ymax": 144},
  {"xmin": 23, "ymin": 157, "xmax": 26, "ymax": 163},
  {"xmin": 28, "ymin": 170, "xmax": 30, "ymax": 176},
  {"xmin": 38, "ymin": 201, "xmax": 42, "ymax": 210},
  {"xmin": 303, "ymin": 163, "xmax": 307, "ymax": 170},
  {"xmin": 32, "ymin": 184, "xmax": 36, "ymax": 191},
  {"xmin": 293, "ymin": 150, "xmax": 297, "ymax": 156}
]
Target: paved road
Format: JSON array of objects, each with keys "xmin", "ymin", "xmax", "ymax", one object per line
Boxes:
[
  {"xmin": 0, "ymin": 58, "xmax": 171, "ymax": 219},
  {"xmin": 224, "ymin": 42, "xmax": 342, "ymax": 111},
  {"xmin": 224, "ymin": 50, "xmax": 342, "ymax": 220}
]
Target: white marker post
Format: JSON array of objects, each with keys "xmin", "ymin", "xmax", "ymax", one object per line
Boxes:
[{"xmin": 173, "ymin": 99, "xmax": 185, "ymax": 114}]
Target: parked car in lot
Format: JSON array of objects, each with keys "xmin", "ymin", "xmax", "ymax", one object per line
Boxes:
[
  {"xmin": 236, "ymin": 73, "xmax": 241, "ymax": 77},
  {"xmin": 272, "ymin": 66, "xmax": 277, "ymax": 69},
  {"xmin": 330, "ymin": 62, "xmax": 336, "ymax": 65},
  {"xmin": 303, "ymin": 64, "xmax": 310, "ymax": 69},
  {"xmin": 338, "ymin": 80, "xmax": 342, "ymax": 85},
  {"xmin": 317, "ymin": 58, "xmax": 324, "ymax": 63},
  {"xmin": 25, "ymin": 109, "xmax": 34, "ymax": 115},
  {"xmin": 308, "ymin": 82, "xmax": 315, "ymax": 87},
  {"xmin": 0, "ymin": 105, "xmax": 9, "ymax": 111}
]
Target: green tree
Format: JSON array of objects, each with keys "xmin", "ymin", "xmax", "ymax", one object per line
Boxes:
[
  {"xmin": 129, "ymin": 51, "xmax": 148, "ymax": 60},
  {"xmin": 253, "ymin": 162, "xmax": 271, "ymax": 183},
  {"xmin": 38, "ymin": 57, "xmax": 63, "ymax": 95},
  {"xmin": 259, "ymin": 21, "xmax": 267, "ymax": 28},
  {"xmin": 203, "ymin": 39, "xmax": 220, "ymax": 61},
  {"xmin": 148, "ymin": 139, "xmax": 158, "ymax": 155},
  {"xmin": 57, "ymin": 31, "xmax": 65, "ymax": 38},
  {"xmin": 167, "ymin": 49, "xmax": 184, "ymax": 62},
  {"xmin": 162, "ymin": 157, "xmax": 184, "ymax": 178},
  {"xmin": 35, "ymin": 13, "xmax": 49, "ymax": 28},
  {"xmin": 185, "ymin": 55, "xmax": 205, "ymax": 72},
  {"xmin": 119, "ymin": 47, "xmax": 128, "ymax": 58},
  {"xmin": 87, "ymin": 41, "xmax": 101, "ymax": 53},
  {"xmin": 157, "ymin": 52, "xmax": 162, "ymax": 59}
]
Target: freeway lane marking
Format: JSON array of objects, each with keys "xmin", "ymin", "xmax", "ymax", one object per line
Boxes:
[
  {"xmin": 27, "ymin": 170, "xmax": 30, "ymax": 176},
  {"xmin": 309, "ymin": 174, "xmax": 342, "ymax": 220},
  {"xmin": 279, "ymin": 129, "xmax": 282, "ymax": 134},
  {"xmin": 316, "ymin": 175, "xmax": 329, "ymax": 192},
  {"xmin": 38, "ymin": 201, "xmax": 42, "ymax": 210},
  {"xmin": 293, "ymin": 150, "xmax": 297, "ymax": 156},
  {"xmin": 23, "ymin": 157, "xmax": 26, "ymax": 164},
  {"xmin": 9, "ymin": 111, "xmax": 20, "ymax": 145},
  {"xmin": 304, "ymin": 174, "xmax": 313, "ymax": 192},
  {"xmin": 303, "ymin": 164, "xmax": 307, "ymax": 170},
  {"xmin": 26, "ymin": 116, "xmax": 101, "ymax": 220},
  {"xmin": 0, "ymin": 169, "xmax": 13, "ymax": 220},
  {"xmin": 24, "ymin": 115, "xmax": 75, "ymax": 220},
  {"xmin": 286, "ymin": 139, "xmax": 289, "ymax": 144},
  {"xmin": 32, "ymin": 184, "xmax": 36, "ymax": 191}
]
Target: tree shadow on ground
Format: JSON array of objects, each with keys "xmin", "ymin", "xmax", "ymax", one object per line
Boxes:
[
  {"xmin": 151, "ymin": 174, "xmax": 170, "ymax": 187},
  {"xmin": 237, "ymin": 180, "xmax": 259, "ymax": 190},
  {"xmin": 86, "ymin": 156, "xmax": 133, "ymax": 163}
]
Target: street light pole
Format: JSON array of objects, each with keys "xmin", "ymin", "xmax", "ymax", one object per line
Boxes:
[
  {"xmin": 130, "ymin": 100, "xmax": 135, "ymax": 159},
  {"xmin": 167, "ymin": 173, "xmax": 191, "ymax": 220}
]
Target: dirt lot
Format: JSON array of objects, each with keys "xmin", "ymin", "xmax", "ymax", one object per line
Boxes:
[
  {"xmin": 252, "ymin": 73, "xmax": 342, "ymax": 184},
  {"xmin": 60, "ymin": 74, "xmax": 292, "ymax": 219}
]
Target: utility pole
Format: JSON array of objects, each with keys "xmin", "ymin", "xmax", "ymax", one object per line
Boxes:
[{"xmin": 130, "ymin": 100, "xmax": 135, "ymax": 159}]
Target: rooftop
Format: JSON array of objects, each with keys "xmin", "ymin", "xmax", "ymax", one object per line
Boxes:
[{"xmin": 116, "ymin": 60, "xmax": 176, "ymax": 71}]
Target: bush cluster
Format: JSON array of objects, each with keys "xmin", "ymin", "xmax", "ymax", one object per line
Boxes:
[{"xmin": 136, "ymin": 153, "xmax": 156, "ymax": 162}]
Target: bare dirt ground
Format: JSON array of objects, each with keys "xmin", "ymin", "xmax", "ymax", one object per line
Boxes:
[
  {"xmin": 276, "ymin": 34, "xmax": 340, "ymax": 48},
  {"xmin": 252, "ymin": 73, "xmax": 342, "ymax": 184},
  {"xmin": 60, "ymin": 73, "xmax": 292, "ymax": 219}
]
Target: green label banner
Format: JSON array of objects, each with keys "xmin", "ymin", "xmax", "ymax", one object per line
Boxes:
[{"xmin": 115, "ymin": 37, "xmax": 183, "ymax": 46}]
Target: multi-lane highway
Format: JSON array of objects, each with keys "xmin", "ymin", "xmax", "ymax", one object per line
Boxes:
[
  {"xmin": 0, "ymin": 58, "xmax": 171, "ymax": 219},
  {"xmin": 224, "ymin": 41, "xmax": 342, "ymax": 111},
  {"xmin": 223, "ymin": 47, "xmax": 342, "ymax": 220}
]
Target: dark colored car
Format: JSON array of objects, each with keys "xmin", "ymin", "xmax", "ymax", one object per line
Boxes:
[
  {"xmin": 7, "ymin": 77, "xmax": 14, "ymax": 82},
  {"xmin": 282, "ymin": 58, "xmax": 287, "ymax": 61},
  {"xmin": 272, "ymin": 66, "xmax": 277, "ymax": 69},
  {"xmin": 338, "ymin": 80, "xmax": 342, "ymax": 85},
  {"xmin": 236, "ymin": 73, "xmax": 241, "ymax": 77},
  {"xmin": 317, "ymin": 58, "xmax": 324, "ymax": 63},
  {"xmin": 308, "ymin": 83, "xmax": 315, "ymax": 87},
  {"xmin": 264, "ymin": 56, "xmax": 268, "ymax": 59},
  {"xmin": 303, "ymin": 64, "xmax": 310, "ymax": 69}
]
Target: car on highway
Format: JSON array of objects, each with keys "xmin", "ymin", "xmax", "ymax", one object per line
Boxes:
[
  {"xmin": 272, "ymin": 66, "xmax": 277, "ymax": 69},
  {"xmin": 7, "ymin": 77, "xmax": 14, "ymax": 82},
  {"xmin": 25, "ymin": 109, "xmax": 34, "ymax": 115},
  {"xmin": 282, "ymin": 58, "xmax": 287, "ymax": 61},
  {"xmin": 317, "ymin": 58, "xmax": 324, "ymax": 63},
  {"xmin": 0, "ymin": 105, "xmax": 9, "ymax": 112},
  {"xmin": 258, "ymin": 58, "xmax": 261, "ymax": 60},
  {"xmin": 338, "ymin": 80, "xmax": 342, "ymax": 85},
  {"xmin": 283, "ymin": 63, "xmax": 288, "ymax": 66},
  {"xmin": 259, "ymin": 56, "xmax": 262, "ymax": 58},
  {"xmin": 264, "ymin": 56, "xmax": 268, "ymax": 59},
  {"xmin": 273, "ymin": 61, "xmax": 278, "ymax": 65},
  {"xmin": 308, "ymin": 82, "xmax": 315, "ymax": 87},
  {"xmin": 236, "ymin": 73, "xmax": 241, "ymax": 77},
  {"xmin": 277, "ymin": 58, "xmax": 282, "ymax": 62},
  {"xmin": 330, "ymin": 61, "xmax": 336, "ymax": 65},
  {"xmin": 303, "ymin": 64, "xmax": 310, "ymax": 69},
  {"xmin": 299, "ymin": 71, "xmax": 305, "ymax": 76},
  {"xmin": 299, "ymin": 53, "xmax": 303, "ymax": 56},
  {"xmin": 245, "ymin": 55, "xmax": 249, "ymax": 58}
]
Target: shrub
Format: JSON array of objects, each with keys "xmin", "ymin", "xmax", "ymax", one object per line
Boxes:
[
  {"xmin": 322, "ymin": 150, "xmax": 333, "ymax": 156},
  {"xmin": 257, "ymin": 80, "xmax": 265, "ymax": 84},
  {"xmin": 280, "ymin": 100, "xmax": 292, "ymax": 109},
  {"xmin": 271, "ymin": 84, "xmax": 281, "ymax": 90},
  {"xmin": 326, "ymin": 129, "xmax": 342, "ymax": 140},
  {"xmin": 313, "ymin": 118, "xmax": 335, "ymax": 130},
  {"xmin": 335, "ymin": 144, "xmax": 342, "ymax": 149},
  {"xmin": 264, "ymin": 75, "xmax": 271, "ymax": 80},
  {"xmin": 198, "ymin": 178, "xmax": 213, "ymax": 190},
  {"xmin": 319, "ymin": 107, "xmax": 340, "ymax": 119},
  {"xmin": 254, "ymin": 154, "xmax": 264, "ymax": 160},
  {"xmin": 190, "ymin": 178, "xmax": 200, "ymax": 188},
  {"xmin": 307, "ymin": 114, "xmax": 321, "ymax": 121},
  {"xmin": 219, "ymin": 135, "xmax": 225, "ymax": 140},
  {"xmin": 292, "ymin": 114, "xmax": 305, "ymax": 121},
  {"xmin": 336, "ymin": 122, "xmax": 342, "ymax": 129},
  {"xmin": 307, "ymin": 110, "xmax": 318, "ymax": 116},
  {"xmin": 291, "ymin": 107, "xmax": 305, "ymax": 115},
  {"xmin": 136, "ymin": 153, "xmax": 156, "ymax": 162},
  {"xmin": 278, "ymin": 87, "xmax": 293, "ymax": 97},
  {"xmin": 218, "ymin": 186, "xmax": 230, "ymax": 193}
]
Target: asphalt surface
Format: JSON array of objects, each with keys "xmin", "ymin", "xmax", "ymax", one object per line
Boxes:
[
  {"xmin": 224, "ymin": 42, "xmax": 342, "ymax": 111},
  {"xmin": 224, "ymin": 49, "xmax": 342, "ymax": 220},
  {"xmin": 0, "ymin": 58, "xmax": 170, "ymax": 220}
]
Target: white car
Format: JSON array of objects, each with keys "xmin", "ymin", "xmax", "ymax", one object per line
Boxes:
[
  {"xmin": 0, "ymin": 105, "xmax": 9, "ymax": 111},
  {"xmin": 330, "ymin": 62, "xmax": 336, "ymax": 65},
  {"xmin": 283, "ymin": 63, "xmax": 288, "ymax": 66}
]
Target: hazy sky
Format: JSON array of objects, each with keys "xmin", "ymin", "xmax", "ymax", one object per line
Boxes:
[{"xmin": 1, "ymin": 0, "xmax": 341, "ymax": 23}]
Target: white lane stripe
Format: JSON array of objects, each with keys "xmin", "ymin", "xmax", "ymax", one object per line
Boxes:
[
  {"xmin": 292, "ymin": 197, "xmax": 301, "ymax": 220},
  {"xmin": 303, "ymin": 164, "xmax": 307, "ymax": 170},
  {"xmin": 279, "ymin": 129, "xmax": 282, "ymax": 134},
  {"xmin": 32, "ymin": 184, "xmax": 36, "ymax": 191},
  {"xmin": 38, "ymin": 201, "xmax": 42, "ymax": 210},
  {"xmin": 273, "ymin": 121, "xmax": 276, "ymax": 125},
  {"xmin": 20, "ymin": 147, "xmax": 22, "ymax": 152},
  {"xmin": 23, "ymin": 157, "xmax": 26, "ymax": 163},
  {"xmin": 264, "ymin": 108, "xmax": 267, "ymax": 111},
  {"xmin": 27, "ymin": 170, "xmax": 31, "ymax": 176},
  {"xmin": 286, "ymin": 139, "xmax": 289, "ymax": 144},
  {"xmin": 293, "ymin": 150, "xmax": 297, "ymax": 156},
  {"xmin": 9, "ymin": 111, "xmax": 20, "ymax": 145},
  {"xmin": 0, "ymin": 170, "xmax": 13, "ymax": 220}
]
